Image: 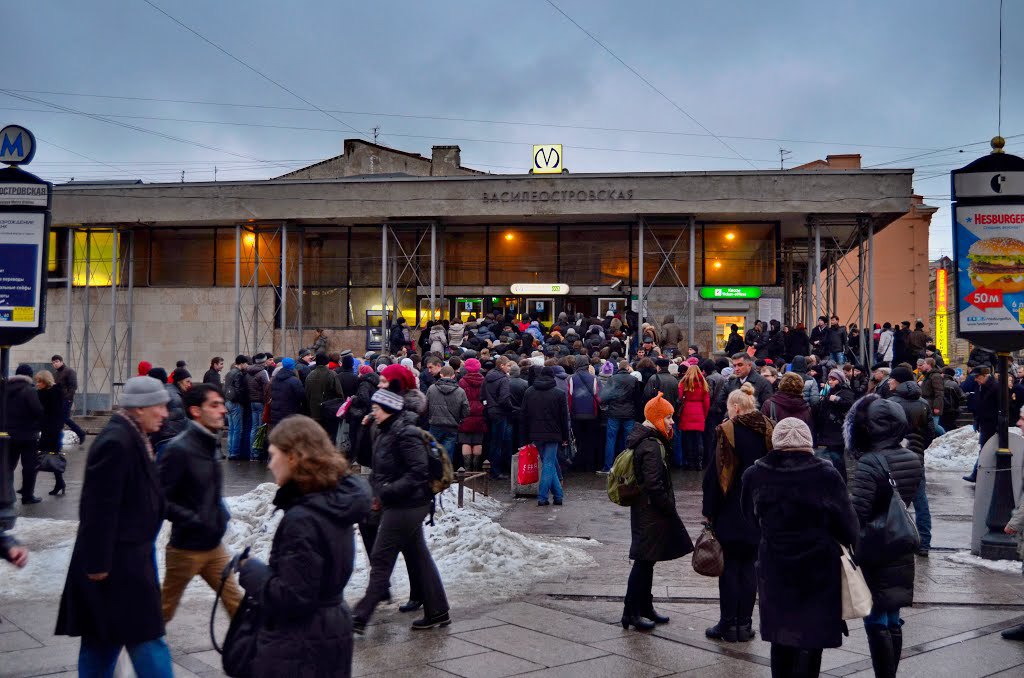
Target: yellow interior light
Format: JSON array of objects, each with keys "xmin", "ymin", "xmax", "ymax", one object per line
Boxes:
[
  {"xmin": 504, "ymin": 232, "xmax": 515, "ymax": 241},
  {"xmin": 243, "ymin": 233, "xmax": 256, "ymax": 247},
  {"xmin": 725, "ymin": 232, "xmax": 736, "ymax": 241},
  {"xmin": 713, "ymin": 260, "xmax": 723, "ymax": 269}
]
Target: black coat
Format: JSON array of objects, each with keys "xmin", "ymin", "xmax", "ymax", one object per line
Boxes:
[
  {"xmin": 626, "ymin": 425, "xmax": 693, "ymax": 562},
  {"xmin": 887, "ymin": 381, "xmax": 937, "ymax": 455},
  {"xmin": 38, "ymin": 385, "xmax": 65, "ymax": 452},
  {"xmin": 520, "ymin": 375, "xmax": 570, "ymax": 445},
  {"xmin": 601, "ymin": 370, "xmax": 637, "ymax": 420},
  {"xmin": 4, "ymin": 375, "xmax": 41, "ymax": 442},
  {"xmin": 702, "ymin": 413, "xmax": 772, "ymax": 546},
  {"xmin": 785, "ymin": 329, "xmax": 811, "ymax": 361},
  {"xmin": 157, "ymin": 422, "xmax": 230, "ymax": 551},
  {"xmin": 202, "ymin": 368, "xmax": 222, "ymax": 386},
  {"xmin": 153, "ymin": 383, "xmax": 188, "ymax": 446},
  {"xmin": 643, "ymin": 372, "xmax": 680, "ymax": 408},
  {"xmin": 239, "ymin": 476, "xmax": 371, "ymax": 678},
  {"xmin": 717, "ymin": 371, "xmax": 775, "ymax": 414},
  {"xmin": 484, "ymin": 368, "xmax": 516, "ymax": 418},
  {"xmin": 337, "ymin": 370, "xmax": 359, "ymax": 398},
  {"xmin": 848, "ymin": 398, "xmax": 923, "ymax": 611},
  {"xmin": 270, "ymin": 368, "xmax": 305, "ymax": 426},
  {"xmin": 724, "ymin": 332, "xmax": 745, "ymax": 356},
  {"xmin": 347, "ymin": 373, "xmax": 378, "ymax": 422},
  {"xmin": 741, "ymin": 452, "xmax": 859, "ymax": 649},
  {"xmin": 56, "ymin": 414, "xmax": 166, "ymax": 644},
  {"xmin": 815, "ymin": 383, "xmax": 856, "ymax": 449},
  {"xmin": 369, "ymin": 409, "xmax": 431, "ymax": 509}
]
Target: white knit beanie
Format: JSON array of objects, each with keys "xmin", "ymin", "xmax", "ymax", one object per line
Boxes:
[{"xmin": 771, "ymin": 417, "xmax": 814, "ymax": 452}]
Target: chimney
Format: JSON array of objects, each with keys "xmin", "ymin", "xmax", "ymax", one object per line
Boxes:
[
  {"xmin": 824, "ymin": 154, "xmax": 862, "ymax": 169},
  {"xmin": 431, "ymin": 145, "xmax": 462, "ymax": 176}
]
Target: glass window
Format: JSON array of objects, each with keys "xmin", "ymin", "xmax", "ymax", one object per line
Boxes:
[
  {"xmin": 72, "ymin": 230, "xmax": 120, "ymax": 287},
  {"xmin": 348, "ymin": 287, "xmax": 415, "ymax": 327},
  {"xmin": 443, "ymin": 226, "xmax": 485, "ymax": 285},
  {"xmin": 287, "ymin": 287, "xmax": 348, "ymax": 328},
  {"xmin": 302, "ymin": 230, "xmax": 348, "ymax": 287},
  {"xmin": 560, "ymin": 224, "xmax": 630, "ymax": 287},
  {"xmin": 630, "ymin": 225, "xmax": 701, "ymax": 287},
  {"xmin": 489, "ymin": 226, "xmax": 557, "ymax": 286},
  {"xmin": 349, "ymin": 228, "xmax": 382, "ymax": 284},
  {"xmin": 703, "ymin": 223, "xmax": 776, "ymax": 286},
  {"xmin": 150, "ymin": 229, "xmax": 215, "ymax": 286}
]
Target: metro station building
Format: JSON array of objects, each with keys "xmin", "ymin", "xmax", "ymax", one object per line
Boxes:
[{"xmin": 14, "ymin": 140, "xmax": 921, "ymax": 409}]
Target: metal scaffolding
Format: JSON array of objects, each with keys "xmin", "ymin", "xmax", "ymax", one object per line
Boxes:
[
  {"xmin": 637, "ymin": 217, "xmax": 697, "ymax": 344},
  {"xmin": 379, "ymin": 222, "xmax": 436, "ymax": 352}
]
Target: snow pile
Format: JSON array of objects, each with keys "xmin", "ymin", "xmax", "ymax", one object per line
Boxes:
[
  {"xmin": 2, "ymin": 483, "xmax": 594, "ymax": 607},
  {"xmin": 923, "ymin": 426, "xmax": 1022, "ymax": 471},
  {"xmin": 945, "ymin": 550, "xmax": 1023, "ymax": 574}
]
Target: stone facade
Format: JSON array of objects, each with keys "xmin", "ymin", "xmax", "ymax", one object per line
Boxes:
[{"xmin": 275, "ymin": 139, "xmax": 483, "ymax": 180}]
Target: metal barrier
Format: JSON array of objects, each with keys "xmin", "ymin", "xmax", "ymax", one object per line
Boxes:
[{"xmin": 456, "ymin": 460, "xmax": 491, "ymax": 508}]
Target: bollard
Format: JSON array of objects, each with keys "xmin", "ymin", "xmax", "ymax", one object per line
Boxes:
[
  {"xmin": 456, "ymin": 467, "xmax": 465, "ymax": 508},
  {"xmin": 482, "ymin": 460, "xmax": 491, "ymax": 497}
]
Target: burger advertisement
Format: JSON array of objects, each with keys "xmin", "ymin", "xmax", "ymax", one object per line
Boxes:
[{"xmin": 956, "ymin": 204, "xmax": 1024, "ymax": 333}]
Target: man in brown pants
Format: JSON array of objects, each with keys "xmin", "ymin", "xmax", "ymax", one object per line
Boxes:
[{"xmin": 158, "ymin": 383, "xmax": 242, "ymax": 621}]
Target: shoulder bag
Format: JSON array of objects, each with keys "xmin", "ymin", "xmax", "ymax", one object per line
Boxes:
[
  {"xmin": 839, "ymin": 543, "xmax": 872, "ymax": 619},
  {"xmin": 856, "ymin": 455, "xmax": 920, "ymax": 566},
  {"xmin": 692, "ymin": 522, "xmax": 724, "ymax": 577},
  {"xmin": 211, "ymin": 548, "xmax": 262, "ymax": 678}
]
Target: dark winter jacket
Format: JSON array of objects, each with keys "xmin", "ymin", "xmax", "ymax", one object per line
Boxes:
[
  {"xmin": 239, "ymin": 475, "xmax": 371, "ymax": 678},
  {"xmin": 458, "ymin": 372, "xmax": 487, "ymax": 434},
  {"xmin": 703, "ymin": 412, "xmax": 772, "ymax": 546},
  {"xmin": 741, "ymin": 451, "xmax": 859, "ymax": 649},
  {"xmin": 509, "ymin": 376, "xmax": 529, "ymax": 412},
  {"xmin": 484, "ymin": 368, "xmax": 516, "ymax": 418},
  {"xmin": 785, "ymin": 329, "xmax": 811, "ymax": 361},
  {"xmin": 337, "ymin": 369, "xmax": 359, "ymax": 398},
  {"xmin": 4, "ymin": 374, "xmax": 42, "ymax": 442},
  {"xmin": 724, "ymin": 331, "xmax": 745, "ymax": 356},
  {"xmin": 975, "ymin": 377, "xmax": 1001, "ymax": 433},
  {"xmin": 846, "ymin": 396, "xmax": 923, "ymax": 610},
  {"xmin": 270, "ymin": 368, "xmax": 305, "ymax": 426},
  {"xmin": 370, "ymin": 409, "xmax": 432, "ymax": 509},
  {"xmin": 157, "ymin": 421, "xmax": 230, "ymax": 551},
  {"xmin": 626, "ymin": 425, "xmax": 694, "ymax": 562},
  {"xmin": 153, "ymin": 383, "xmax": 188, "ymax": 446},
  {"xmin": 809, "ymin": 324, "xmax": 828, "ymax": 356},
  {"xmin": 826, "ymin": 325, "xmax": 846, "ymax": 354},
  {"xmin": 761, "ymin": 391, "xmax": 812, "ymax": 430},
  {"xmin": 717, "ymin": 371, "xmax": 774, "ymax": 414},
  {"xmin": 246, "ymin": 363, "xmax": 270, "ymax": 404},
  {"xmin": 919, "ymin": 368, "xmax": 945, "ymax": 415},
  {"xmin": 568, "ymin": 369, "xmax": 599, "ymax": 420},
  {"xmin": 887, "ymin": 380, "xmax": 937, "ymax": 455},
  {"xmin": 347, "ymin": 372, "xmax": 378, "ymax": 422},
  {"xmin": 305, "ymin": 366, "xmax": 341, "ymax": 423},
  {"xmin": 56, "ymin": 413, "xmax": 166, "ymax": 644},
  {"xmin": 815, "ymin": 383, "xmax": 855, "ymax": 449},
  {"xmin": 907, "ymin": 329, "xmax": 930, "ymax": 357},
  {"xmin": 38, "ymin": 384, "xmax": 65, "ymax": 452},
  {"xmin": 427, "ymin": 378, "xmax": 469, "ymax": 430},
  {"xmin": 764, "ymin": 330, "xmax": 785, "ymax": 362},
  {"xmin": 54, "ymin": 364, "xmax": 78, "ymax": 402},
  {"xmin": 520, "ymin": 374, "xmax": 570, "ymax": 445},
  {"xmin": 601, "ymin": 369, "xmax": 637, "ymax": 420},
  {"xmin": 644, "ymin": 372, "xmax": 680, "ymax": 408},
  {"xmin": 202, "ymin": 369, "xmax": 222, "ymax": 386}
]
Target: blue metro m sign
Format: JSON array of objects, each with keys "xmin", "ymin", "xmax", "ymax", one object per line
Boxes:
[{"xmin": 0, "ymin": 125, "xmax": 36, "ymax": 166}]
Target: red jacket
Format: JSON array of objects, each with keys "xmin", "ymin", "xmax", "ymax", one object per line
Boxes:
[
  {"xmin": 677, "ymin": 382, "xmax": 710, "ymax": 432},
  {"xmin": 458, "ymin": 372, "xmax": 487, "ymax": 434}
]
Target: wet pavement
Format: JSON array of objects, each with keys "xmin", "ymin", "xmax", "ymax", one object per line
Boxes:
[{"xmin": 2, "ymin": 441, "xmax": 1024, "ymax": 677}]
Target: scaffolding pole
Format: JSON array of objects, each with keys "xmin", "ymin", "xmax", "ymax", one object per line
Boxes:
[
  {"xmin": 867, "ymin": 218, "xmax": 876, "ymax": 362},
  {"xmin": 82, "ymin": 230, "xmax": 90, "ymax": 416},
  {"xmin": 381, "ymin": 224, "xmax": 388, "ymax": 352},
  {"xmin": 687, "ymin": 216, "xmax": 695, "ymax": 346},
  {"xmin": 814, "ymin": 221, "xmax": 822, "ymax": 323},
  {"xmin": 280, "ymin": 222, "xmax": 288, "ymax": 354},
  {"xmin": 109, "ymin": 227, "xmax": 117, "ymax": 407},
  {"xmin": 638, "ymin": 218, "xmax": 645, "ymax": 326},
  {"xmin": 126, "ymin": 231, "xmax": 135, "ymax": 379},
  {"xmin": 234, "ymin": 224, "xmax": 241, "ymax": 356}
]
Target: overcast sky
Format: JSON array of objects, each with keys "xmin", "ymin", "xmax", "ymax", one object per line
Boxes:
[{"xmin": 4, "ymin": 0, "xmax": 1020, "ymax": 257}]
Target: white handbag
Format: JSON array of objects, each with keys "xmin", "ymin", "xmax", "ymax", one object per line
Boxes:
[{"xmin": 840, "ymin": 544, "xmax": 873, "ymax": 620}]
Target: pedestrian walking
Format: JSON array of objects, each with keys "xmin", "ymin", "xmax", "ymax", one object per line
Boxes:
[
  {"xmin": 239, "ymin": 415, "xmax": 371, "ymax": 676},
  {"xmin": 847, "ymin": 394, "xmax": 924, "ymax": 678},
  {"xmin": 741, "ymin": 417, "xmax": 859, "ymax": 677},
  {"xmin": 353, "ymin": 385, "xmax": 451, "ymax": 632},
  {"xmin": 51, "ymin": 355, "xmax": 87, "ymax": 443},
  {"xmin": 35, "ymin": 369, "xmax": 67, "ymax": 495},
  {"xmin": 520, "ymin": 366, "xmax": 569, "ymax": 506},
  {"xmin": 158, "ymin": 384, "xmax": 243, "ymax": 622},
  {"xmin": 677, "ymin": 365, "xmax": 709, "ymax": 470},
  {"xmin": 5, "ymin": 364, "xmax": 43, "ymax": 504},
  {"xmin": 703, "ymin": 384, "xmax": 774, "ymax": 643},
  {"xmin": 918, "ymin": 357, "xmax": 946, "ymax": 435},
  {"xmin": 621, "ymin": 392, "xmax": 693, "ymax": 631},
  {"xmin": 55, "ymin": 376, "xmax": 173, "ymax": 677}
]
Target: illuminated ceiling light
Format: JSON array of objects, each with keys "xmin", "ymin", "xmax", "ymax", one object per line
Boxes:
[
  {"xmin": 725, "ymin": 232, "xmax": 736, "ymax": 241},
  {"xmin": 243, "ymin": 233, "xmax": 256, "ymax": 246},
  {"xmin": 504, "ymin": 232, "xmax": 515, "ymax": 241},
  {"xmin": 713, "ymin": 260, "xmax": 723, "ymax": 269}
]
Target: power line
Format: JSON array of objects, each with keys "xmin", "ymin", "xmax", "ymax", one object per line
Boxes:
[
  {"xmin": 139, "ymin": 0, "xmax": 368, "ymax": 139},
  {"xmin": 998, "ymin": 0, "xmax": 1004, "ymax": 136},
  {"xmin": 34, "ymin": 135, "xmax": 150, "ymax": 180},
  {"xmin": 544, "ymin": 0, "xmax": 757, "ymax": 169},
  {"xmin": 1, "ymin": 88, "xmax": 943, "ymax": 152}
]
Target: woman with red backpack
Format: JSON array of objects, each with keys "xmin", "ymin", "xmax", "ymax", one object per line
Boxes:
[{"xmin": 677, "ymin": 364, "xmax": 710, "ymax": 470}]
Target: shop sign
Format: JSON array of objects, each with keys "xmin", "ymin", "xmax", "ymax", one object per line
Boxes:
[
  {"xmin": 699, "ymin": 286, "xmax": 761, "ymax": 300},
  {"xmin": 532, "ymin": 144, "xmax": 563, "ymax": 174},
  {"xmin": 935, "ymin": 268, "xmax": 948, "ymax": 357},
  {"xmin": 510, "ymin": 282, "xmax": 570, "ymax": 295},
  {"xmin": 952, "ymin": 145, "xmax": 1024, "ymax": 351}
]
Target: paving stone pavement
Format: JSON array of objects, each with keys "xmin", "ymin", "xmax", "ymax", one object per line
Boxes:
[{"xmin": 3, "ymin": 449, "xmax": 1024, "ymax": 677}]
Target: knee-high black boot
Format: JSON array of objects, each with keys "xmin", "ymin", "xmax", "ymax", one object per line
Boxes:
[
  {"xmin": 865, "ymin": 625, "xmax": 896, "ymax": 678},
  {"xmin": 889, "ymin": 621, "xmax": 903, "ymax": 674}
]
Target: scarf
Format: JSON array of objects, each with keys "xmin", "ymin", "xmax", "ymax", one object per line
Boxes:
[
  {"xmin": 715, "ymin": 410, "xmax": 774, "ymax": 495},
  {"xmin": 113, "ymin": 408, "xmax": 156, "ymax": 460}
]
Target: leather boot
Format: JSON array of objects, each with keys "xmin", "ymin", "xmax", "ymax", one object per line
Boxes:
[
  {"xmin": 705, "ymin": 619, "xmax": 738, "ymax": 642},
  {"xmin": 735, "ymin": 617, "xmax": 755, "ymax": 642},
  {"xmin": 889, "ymin": 621, "xmax": 903, "ymax": 672},
  {"xmin": 1001, "ymin": 623, "xmax": 1024, "ymax": 640},
  {"xmin": 865, "ymin": 625, "xmax": 896, "ymax": 678}
]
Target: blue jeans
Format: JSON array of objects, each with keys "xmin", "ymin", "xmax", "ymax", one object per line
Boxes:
[
  {"xmin": 488, "ymin": 416, "xmax": 510, "ymax": 477},
  {"xmin": 831, "ymin": 351, "xmax": 845, "ymax": 365},
  {"xmin": 932, "ymin": 415, "xmax": 946, "ymax": 436},
  {"xmin": 538, "ymin": 442, "xmax": 563, "ymax": 503},
  {"xmin": 79, "ymin": 636, "xmax": 173, "ymax": 678},
  {"xmin": 429, "ymin": 426, "xmax": 458, "ymax": 462},
  {"xmin": 672, "ymin": 429, "xmax": 684, "ymax": 467},
  {"xmin": 249, "ymin": 402, "xmax": 264, "ymax": 460},
  {"xmin": 864, "ymin": 607, "xmax": 901, "ymax": 630},
  {"xmin": 604, "ymin": 418, "xmax": 635, "ymax": 471},
  {"xmin": 226, "ymin": 401, "xmax": 244, "ymax": 458},
  {"xmin": 913, "ymin": 474, "xmax": 931, "ymax": 549}
]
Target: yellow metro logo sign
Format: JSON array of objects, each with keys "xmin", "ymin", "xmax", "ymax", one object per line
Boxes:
[{"xmin": 532, "ymin": 144, "xmax": 563, "ymax": 174}]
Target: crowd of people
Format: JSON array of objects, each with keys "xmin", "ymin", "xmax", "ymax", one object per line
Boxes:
[{"xmin": 4, "ymin": 308, "xmax": 1024, "ymax": 677}]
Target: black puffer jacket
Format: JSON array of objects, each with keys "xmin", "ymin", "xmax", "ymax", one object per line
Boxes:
[
  {"xmin": 627, "ymin": 425, "xmax": 693, "ymax": 562},
  {"xmin": 815, "ymin": 383, "xmax": 855, "ymax": 449},
  {"xmin": 270, "ymin": 368, "xmax": 305, "ymax": 426},
  {"xmin": 239, "ymin": 475, "xmax": 371, "ymax": 678},
  {"xmin": 153, "ymin": 383, "xmax": 187, "ymax": 446},
  {"xmin": 887, "ymin": 380, "xmax": 937, "ymax": 456},
  {"xmin": 157, "ymin": 422, "xmax": 230, "ymax": 551},
  {"xmin": 38, "ymin": 385, "xmax": 65, "ymax": 452},
  {"xmin": 520, "ymin": 374, "xmax": 570, "ymax": 445},
  {"xmin": 347, "ymin": 372, "xmax": 379, "ymax": 422},
  {"xmin": 369, "ymin": 407, "xmax": 431, "ymax": 509},
  {"xmin": 601, "ymin": 370, "xmax": 637, "ymax": 420},
  {"xmin": 4, "ymin": 375, "xmax": 42, "ymax": 442},
  {"xmin": 846, "ymin": 395, "xmax": 923, "ymax": 610}
]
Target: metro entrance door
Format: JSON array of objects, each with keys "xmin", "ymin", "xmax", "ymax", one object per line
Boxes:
[{"xmin": 525, "ymin": 298, "xmax": 554, "ymax": 325}]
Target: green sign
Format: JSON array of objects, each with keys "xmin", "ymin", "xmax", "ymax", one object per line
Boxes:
[{"xmin": 699, "ymin": 286, "xmax": 761, "ymax": 300}]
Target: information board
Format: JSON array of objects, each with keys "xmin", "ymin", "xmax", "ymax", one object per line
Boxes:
[{"xmin": 0, "ymin": 212, "xmax": 44, "ymax": 328}]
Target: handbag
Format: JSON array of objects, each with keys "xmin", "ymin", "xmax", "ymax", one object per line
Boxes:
[
  {"xmin": 210, "ymin": 548, "xmax": 262, "ymax": 678},
  {"xmin": 517, "ymin": 444, "xmax": 539, "ymax": 485},
  {"xmin": 251, "ymin": 424, "xmax": 268, "ymax": 452},
  {"xmin": 839, "ymin": 543, "xmax": 873, "ymax": 620},
  {"xmin": 692, "ymin": 523, "xmax": 724, "ymax": 577},
  {"xmin": 558, "ymin": 426, "xmax": 578, "ymax": 466},
  {"xmin": 37, "ymin": 451, "xmax": 67, "ymax": 474},
  {"xmin": 856, "ymin": 456, "xmax": 920, "ymax": 566}
]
